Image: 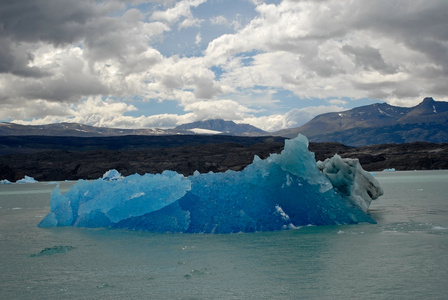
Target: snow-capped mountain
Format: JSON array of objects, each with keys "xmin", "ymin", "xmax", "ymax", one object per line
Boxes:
[{"xmin": 174, "ymin": 119, "xmax": 266, "ymax": 136}]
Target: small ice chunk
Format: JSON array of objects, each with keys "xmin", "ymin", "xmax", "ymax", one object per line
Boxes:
[
  {"xmin": 432, "ymin": 226, "xmax": 447, "ymax": 230},
  {"xmin": 101, "ymin": 169, "xmax": 124, "ymax": 181},
  {"xmin": 275, "ymin": 204, "xmax": 291, "ymax": 221},
  {"xmin": 0, "ymin": 179, "xmax": 12, "ymax": 184},
  {"xmin": 16, "ymin": 176, "xmax": 38, "ymax": 184}
]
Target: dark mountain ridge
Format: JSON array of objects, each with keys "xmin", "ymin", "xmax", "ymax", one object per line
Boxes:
[{"xmin": 275, "ymin": 97, "xmax": 448, "ymax": 146}]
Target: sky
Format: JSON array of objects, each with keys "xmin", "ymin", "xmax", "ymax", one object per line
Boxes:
[{"xmin": 0, "ymin": 0, "xmax": 447, "ymax": 132}]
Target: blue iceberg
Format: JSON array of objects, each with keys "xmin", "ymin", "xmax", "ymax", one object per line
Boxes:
[
  {"xmin": 38, "ymin": 135, "xmax": 383, "ymax": 233},
  {"xmin": 16, "ymin": 176, "xmax": 38, "ymax": 184},
  {"xmin": 101, "ymin": 169, "xmax": 124, "ymax": 181}
]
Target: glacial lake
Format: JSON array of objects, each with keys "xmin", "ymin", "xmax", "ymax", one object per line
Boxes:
[{"xmin": 1, "ymin": 170, "xmax": 448, "ymax": 299}]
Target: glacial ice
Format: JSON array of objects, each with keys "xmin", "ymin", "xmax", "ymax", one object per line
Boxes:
[
  {"xmin": 0, "ymin": 179, "xmax": 12, "ymax": 184},
  {"xmin": 317, "ymin": 155, "xmax": 384, "ymax": 212},
  {"xmin": 101, "ymin": 169, "xmax": 124, "ymax": 181},
  {"xmin": 38, "ymin": 134, "xmax": 383, "ymax": 233},
  {"xmin": 16, "ymin": 176, "xmax": 38, "ymax": 184}
]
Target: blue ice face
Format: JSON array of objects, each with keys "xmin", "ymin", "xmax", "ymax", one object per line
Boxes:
[
  {"xmin": 39, "ymin": 135, "xmax": 377, "ymax": 233},
  {"xmin": 39, "ymin": 171, "xmax": 191, "ymax": 228}
]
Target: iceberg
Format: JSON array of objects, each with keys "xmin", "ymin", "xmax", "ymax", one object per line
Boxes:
[
  {"xmin": 38, "ymin": 135, "xmax": 383, "ymax": 233},
  {"xmin": 16, "ymin": 176, "xmax": 38, "ymax": 184},
  {"xmin": 0, "ymin": 179, "xmax": 12, "ymax": 184},
  {"xmin": 101, "ymin": 169, "xmax": 124, "ymax": 181}
]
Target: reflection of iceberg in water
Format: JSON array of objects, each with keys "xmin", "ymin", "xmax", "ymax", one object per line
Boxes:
[{"xmin": 38, "ymin": 135, "xmax": 383, "ymax": 233}]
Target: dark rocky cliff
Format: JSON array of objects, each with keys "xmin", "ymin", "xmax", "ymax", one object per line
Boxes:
[{"xmin": 1, "ymin": 135, "xmax": 447, "ymax": 182}]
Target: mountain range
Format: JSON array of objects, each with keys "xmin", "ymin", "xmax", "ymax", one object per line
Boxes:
[
  {"xmin": 0, "ymin": 122, "xmax": 182, "ymax": 137},
  {"xmin": 1, "ymin": 97, "xmax": 447, "ymax": 146},
  {"xmin": 0, "ymin": 119, "xmax": 266, "ymax": 137},
  {"xmin": 274, "ymin": 97, "xmax": 448, "ymax": 146}
]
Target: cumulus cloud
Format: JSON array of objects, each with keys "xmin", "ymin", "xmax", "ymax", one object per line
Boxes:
[
  {"xmin": 205, "ymin": 0, "xmax": 448, "ymax": 104},
  {"xmin": 341, "ymin": 44, "xmax": 397, "ymax": 74},
  {"xmin": 12, "ymin": 97, "xmax": 254, "ymax": 130},
  {"xmin": 1, "ymin": 0, "xmax": 448, "ymax": 130},
  {"xmin": 242, "ymin": 105, "xmax": 345, "ymax": 132},
  {"xmin": 184, "ymin": 99, "xmax": 255, "ymax": 120},
  {"xmin": 0, "ymin": 37, "xmax": 51, "ymax": 78},
  {"xmin": 0, "ymin": 45, "xmax": 108, "ymax": 104},
  {"xmin": 0, "ymin": 0, "xmax": 103, "ymax": 44},
  {"xmin": 210, "ymin": 15, "xmax": 227, "ymax": 26},
  {"xmin": 195, "ymin": 33, "xmax": 202, "ymax": 45},
  {"xmin": 151, "ymin": 0, "xmax": 206, "ymax": 29}
]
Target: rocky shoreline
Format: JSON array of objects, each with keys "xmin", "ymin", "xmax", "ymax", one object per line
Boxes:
[{"xmin": 1, "ymin": 135, "xmax": 447, "ymax": 182}]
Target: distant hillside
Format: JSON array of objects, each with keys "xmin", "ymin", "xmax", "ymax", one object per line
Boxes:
[
  {"xmin": 0, "ymin": 122, "xmax": 184, "ymax": 137},
  {"xmin": 275, "ymin": 97, "xmax": 448, "ymax": 146},
  {"xmin": 175, "ymin": 119, "xmax": 266, "ymax": 136},
  {"xmin": 0, "ymin": 119, "xmax": 266, "ymax": 137}
]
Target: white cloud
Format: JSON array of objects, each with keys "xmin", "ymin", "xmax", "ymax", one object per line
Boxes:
[
  {"xmin": 183, "ymin": 99, "xmax": 256, "ymax": 120},
  {"xmin": 10, "ymin": 97, "xmax": 256, "ymax": 130},
  {"xmin": 209, "ymin": 14, "xmax": 243, "ymax": 31},
  {"xmin": 2, "ymin": 0, "xmax": 448, "ymax": 132},
  {"xmin": 151, "ymin": 0, "xmax": 206, "ymax": 28},
  {"xmin": 242, "ymin": 105, "xmax": 345, "ymax": 132},
  {"xmin": 328, "ymin": 99, "xmax": 348, "ymax": 106},
  {"xmin": 178, "ymin": 17, "xmax": 203, "ymax": 30},
  {"xmin": 195, "ymin": 33, "xmax": 202, "ymax": 45},
  {"xmin": 0, "ymin": 99, "xmax": 73, "ymax": 121},
  {"xmin": 204, "ymin": 0, "xmax": 448, "ymax": 104},
  {"xmin": 210, "ymin": 15, "xmax": 227, "ymax": 25},
  {"xmin": 0, "ymin": 44, "xmax": 108, "ymax": 104}
]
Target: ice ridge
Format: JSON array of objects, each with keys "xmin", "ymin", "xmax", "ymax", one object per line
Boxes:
[{"xmin": 38, "ymin": 134, "xmax": 382, "ymax": 233}]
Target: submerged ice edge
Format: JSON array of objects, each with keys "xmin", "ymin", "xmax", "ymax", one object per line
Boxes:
[{"xmin": 38, "ymin": 134, "xmax": 383, "ymax": 233}]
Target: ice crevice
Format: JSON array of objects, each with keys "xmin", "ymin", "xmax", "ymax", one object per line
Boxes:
[{"xmin": 38, "ymin": 134, "xmax": 383, "ymax": 233}]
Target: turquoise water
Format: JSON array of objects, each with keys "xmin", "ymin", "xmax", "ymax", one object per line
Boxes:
[{"xmin": 1, "ymin": 171, "xmax": 447, "ymax": 299}]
